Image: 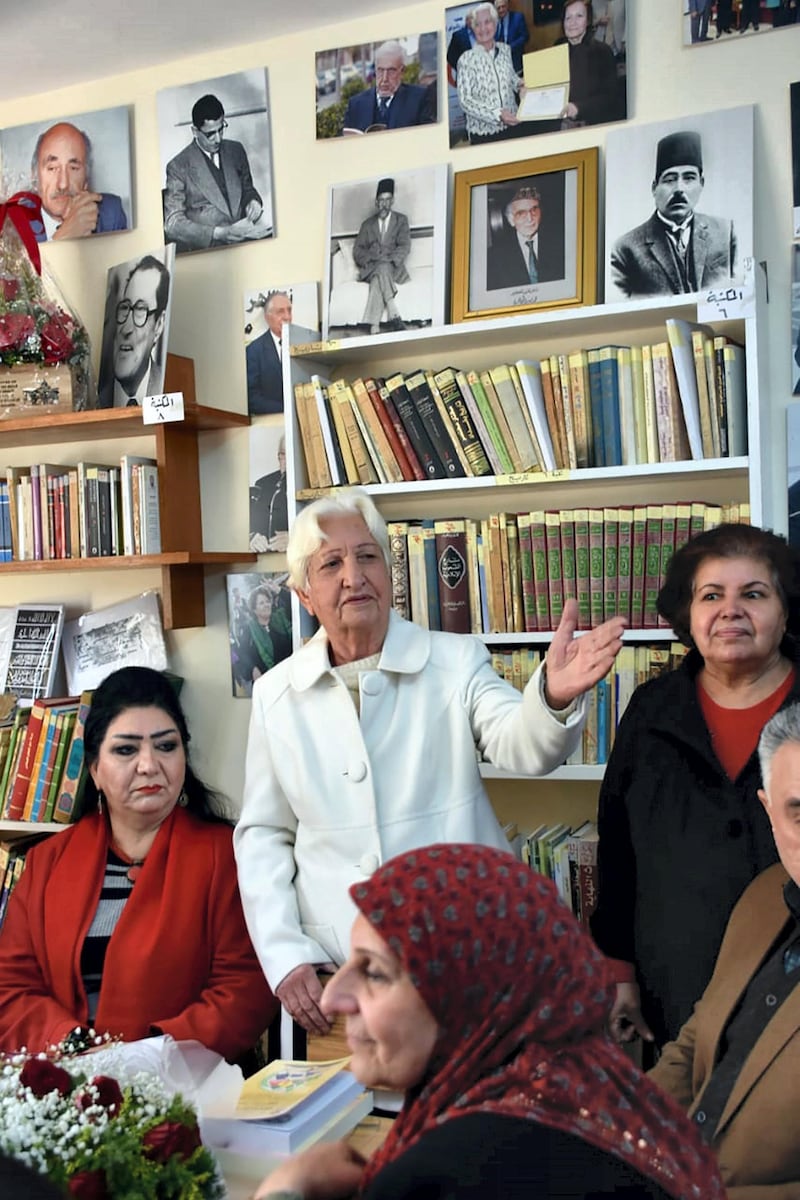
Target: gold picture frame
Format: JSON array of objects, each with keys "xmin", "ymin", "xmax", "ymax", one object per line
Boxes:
[{"xmin": 451, "ymin": 147, "xmax": 599, "ymax": 324}]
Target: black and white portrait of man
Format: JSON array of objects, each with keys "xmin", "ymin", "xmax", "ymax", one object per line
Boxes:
[
  {"xmin": 605, "ymin": 106, "xmax": 754, "ymax": 302},
  {"xmin": 96, "ymin": 245, "xmax": 176, "ymax": 408}
]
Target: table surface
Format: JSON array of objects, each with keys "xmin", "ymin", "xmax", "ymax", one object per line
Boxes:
[{"xmin": 220, "ymin": 1114, "xmax": 394, "ymax": 1200}]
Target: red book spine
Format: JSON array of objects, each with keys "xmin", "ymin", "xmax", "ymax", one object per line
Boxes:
[
  {"xmin": 5, "ymin": 701, "xmax": 47, "ymax": 820},
  {"xmin": 364, "ymin": 378, "xmax": 416, "ymax": 481},
  {"xmin": 374, "ymin": 381, "xmax": 425, "ymax": 481}
]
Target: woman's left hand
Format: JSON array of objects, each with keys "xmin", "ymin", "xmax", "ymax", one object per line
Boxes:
[
  {"xmin": 544, "ymin": 598, "xmax": 626, "ymax": 709},
  {"xmin": 500, "ymin": 107, "xmax": 520, "ymax": 125},
  {"xmin": 254, "ymin": 1140, "xmax": 366, "ymax": 1199}
]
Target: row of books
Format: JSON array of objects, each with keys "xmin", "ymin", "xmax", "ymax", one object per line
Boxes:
[
  {"xmin": 0, "ymin": 845, "xmax": 25, "ymax": 933},
  {"xmin": 293, "ymin": 320, "xmax": 746, "ymax": 490},
  {"xmin": 508, "ymin": 820, "xmax": 599, "ymax": 928},
  {"xmin": 388, "ymin": 500, "xmax": 749, "ymax": 636},
  {"xmin": 0, "ymin": 456, "xmax": 161, "ymax": 563},
  {"xmin": 0, "ymin": 692, "xmax": 92, "ymax": 824},
  {"xmin": 490, "ymin": 641, "xmax": 688, "ymax": 767}
]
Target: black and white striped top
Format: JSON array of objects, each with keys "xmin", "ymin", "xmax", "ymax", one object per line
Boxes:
[{"xmin": 79, "ymin": 850, "xmax": 136, "ymax": 1020}]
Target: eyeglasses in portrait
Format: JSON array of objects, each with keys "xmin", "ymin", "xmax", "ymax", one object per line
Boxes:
[
  {"xmin": 323, "ymin": 165, "xmax": 449, "ymax": 340},
  {"xmin": 445, "ymin": 0, "xmax": 626, "ymax": 150},
  {"xmin": 604, "ymin": 105, "xmax": 754, "ymax": 303},
  {"xmin": 451, "ymin": 148, "xmax": 598, "ymax": 322},
  {"xmin": 316, "ymin": 30, "xmax": 439, "ymax": 139},
  {"xmin": 157, "ymin": 68, "xmax": 274, "ymax": 255},
  {"xmin": 0, "ymin": 105, "xmax": 133, "ymax": 242},
  {"xmin": 96, "ymin": 246, "xmax": 176, "ymax": 409}
]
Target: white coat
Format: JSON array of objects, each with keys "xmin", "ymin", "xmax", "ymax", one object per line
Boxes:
[{"xmin": 234, "ymin": 610, "xmax": 586, "ymax": 989}]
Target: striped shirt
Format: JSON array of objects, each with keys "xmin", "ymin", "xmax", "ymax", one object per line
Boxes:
[{"xmin": 80, "ymin": 850, "xmax": 136, "ymax": 1020}]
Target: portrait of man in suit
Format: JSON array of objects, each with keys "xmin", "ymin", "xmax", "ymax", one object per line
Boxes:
[
  {"xmin": 494, "ymin": 0, "xmax": 529, "ymax": 72},
  {"xmin": 343, "ymin": 40, "xmax": 435, "ymax": 133},
  {"xmin": 246, "ymin": 290, "xmax": 291, "ymax": 416},
  {"xmin": 487, "ymin": 185, "xmax": 565, "ymax": 291},
  {"xmin": 31, "ymin": 121, "xmax": 128, "ymax": 242},
  {"xmin": 163, "ymin": 92, "xmax": 271, "ymax": 254},
  {"xmin": 97, "ymin": 250, "xmax": 174, "ymax": 408},
  {"xmin": 249, "ymin": 432, "xmax": 288, "ymax": 553},
  {"xmin": 352, "ymin": 177, "xmax": 412, "ymax": 335},
  {"xmin": 610, "ymin": 130, "xmax": 737, "ymax": 299}
]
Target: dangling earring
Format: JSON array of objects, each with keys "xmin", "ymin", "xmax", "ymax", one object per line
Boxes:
[
  {"xmin": 178, "ymin": 789, "xmax": 188, "ymax": 808},
  {"xmin": 97, "ymin": 790, "xmax": 105, "ymax": 814}
]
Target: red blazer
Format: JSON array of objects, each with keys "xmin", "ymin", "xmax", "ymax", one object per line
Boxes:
[{"xmin": 0, "ymin": 808, "xmax": 276, "ymax": 1061}]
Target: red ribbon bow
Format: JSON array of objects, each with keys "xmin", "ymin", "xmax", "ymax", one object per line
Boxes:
[{"xmin": 0, "ymin": 191, "xmax": 43, "ymax": 275}]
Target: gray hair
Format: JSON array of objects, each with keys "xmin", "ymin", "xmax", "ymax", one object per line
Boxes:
[
  {"xmin": 286, "ymin": 489, "xmax": 390, "ymax": 591},
  {"xmin": 32, "ymin": 122, "xmax": 93, "ymax": 182},
  {"xmin": 469, "ymin": 2, "xmax": 499, "ymax": 26},
  {"xmin": 375, "ymin": 39, "xmax": 406, "ymax": 66},
  {"xmin": 758, "ymin": 703, "xmax": 800, "ymax": 798}
]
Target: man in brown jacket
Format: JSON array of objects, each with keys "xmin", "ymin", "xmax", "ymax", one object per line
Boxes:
[{"xmin": 650, "ymin": 701, "xmax": 800, "ymax": 1198}]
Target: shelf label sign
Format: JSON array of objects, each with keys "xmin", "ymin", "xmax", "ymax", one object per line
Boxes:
[
  {"xmin": 142, "ymin": 391, "xmax": 185, "ymax": 424},
  {"xmin": 697, "ymin": 259, "xmax": 756, "ymax": 321}
]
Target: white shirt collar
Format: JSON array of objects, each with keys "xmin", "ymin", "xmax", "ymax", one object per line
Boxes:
[{"xmin": 41, "ymin": 209, "xmax": 60, "ymax": 240}]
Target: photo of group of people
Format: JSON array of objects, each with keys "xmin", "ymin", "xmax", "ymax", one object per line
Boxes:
[
  {"xmin": 444, "ymin": 0, "xmax": 627, "ymax": 149},
  {"xmin": 226, "ymin": 571, "xmax": 293, "ymax": 699},
  {"xmin": 684, "ymin": 0, "xmax": 798, "ymax": 44}
]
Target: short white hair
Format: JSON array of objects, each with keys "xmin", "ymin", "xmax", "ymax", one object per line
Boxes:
[
  {"xmin": 759, "ymin": 703, "xmax": 800, "ymax": 798},
  {"xmin": 287, "ymin": 489, "xmax": 390, "ymax": 591},
  {"xmin": 470, "ymin": 3, "xmax": 499, "ymax": 26},
  {"xmin": 375, "ymin": 39, "xmax": 406, "ymax": 66}
]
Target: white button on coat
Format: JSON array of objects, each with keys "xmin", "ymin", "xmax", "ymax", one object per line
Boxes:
[
  {"xmin": 347, "ymin": 760, "xmax": 368, "ymax": 782},
  {"xmin": 361, "ymin": 673, "xmax": 384, "ymax": 696},
  {"xmin": 359, "ymin": 852, "xmax": 380, "ymax": 875}
]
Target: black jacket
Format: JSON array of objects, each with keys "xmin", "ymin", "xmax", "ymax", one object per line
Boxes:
[{"xmin": 590, "ymin": 651, "xmax": 799, "ymax": 1046}]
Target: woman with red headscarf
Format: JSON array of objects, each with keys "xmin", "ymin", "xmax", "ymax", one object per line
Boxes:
[{"xmin": 254, "ymin": 843, "xmax": 725, "ymax": 1200}]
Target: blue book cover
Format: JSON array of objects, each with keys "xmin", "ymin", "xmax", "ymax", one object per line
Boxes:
[
  {"xmin": 599, "ymin": 348, "xmax": 623, "ymax": 467},
  {"xmin": 586, "ymin": 352, "xmax": 606, "ymax": 469},
  {"xmin": 476, "ymin": 533, "xmax": 490, "ymax": 635},
  {"xmin": 596, "ymin": 677, "xmax": 610, "ymax": 765}
]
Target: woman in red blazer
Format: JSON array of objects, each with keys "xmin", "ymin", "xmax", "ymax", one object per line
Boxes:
[{"xmin": 0, "ymin": 666, "xmax": 276, "ymax": 1062}]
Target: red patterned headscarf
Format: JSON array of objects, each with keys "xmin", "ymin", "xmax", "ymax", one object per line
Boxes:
[{"xmin": 351, "ymin": 843, "xmax": 724, "ymax": 1200}]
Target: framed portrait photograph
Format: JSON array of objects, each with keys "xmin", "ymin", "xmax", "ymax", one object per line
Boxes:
[
  {"xmin": 451, "ymin": 148, "xmax": 598, "ymax": 323},
  {"xmin": 322, "ymin": 164, "xmax": 449, "ymax": 340},
  {"xmin": 96, "ymin": 245, "xmax": 176, "ymax": 408},
  {"xmin": 249, "ymin": 424, "xmax": 288, "ymax": 554},
  {"xmin": 445, "ymin": 1, "xmax": 626, "ymax": 150},
  {"xmin": 315, "ymin": 31, "xmax": 438, "ymax": 139},
  {"xmin": 157, "ymin": 68, "xmax": 274, "ymax": 255},
  {"xmin": 792, "ymin": 245, "xmax": 800, "ymax": 396},
  {"xmin": 683, "ymin": 0, "xmax": 798, "ymax": 45},
  {"xmin": 225, "ymin": 571, "xmax": 292, "ymax": 698},
  {"xmin": 243, "ymin": 282, "xmax": 319, "ymax": 416},
  {"xmin": 0, "ymin": 105, "xmax": 133, "ymax": 242},
  {"xmin": 604, "ymin": 105, "xmax": 754, "ymax": 303}
]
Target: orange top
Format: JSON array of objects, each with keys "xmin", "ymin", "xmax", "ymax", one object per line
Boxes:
[{"xmin": 698, "ymin": 667, "xmax": 796, "ymax": 782}]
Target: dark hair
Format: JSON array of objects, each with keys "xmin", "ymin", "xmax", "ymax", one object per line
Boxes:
[
  {"xmin": 125, "ymin": 254, "xmax": 170, "ymax": 319},
  {"xmin": 657, "ymin": 523, "xmax": 800, "ymax": 650},
  {"xmin": 191, "ymin": 93, "xmax": 224, "ymax": 127},
  {"xmin": 79, "ymin": 666, "xmax": 227, "ymax": 823}
]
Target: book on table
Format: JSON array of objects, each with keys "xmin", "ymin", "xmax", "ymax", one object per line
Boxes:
[{"xmin": 202, "ymin": 1058, "xmax": 372, "ymax": 1157}]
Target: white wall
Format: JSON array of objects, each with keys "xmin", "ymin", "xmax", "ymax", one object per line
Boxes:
[{"xmin": 1, "ymin": 3, "xmax": 798, "ymax": 808}]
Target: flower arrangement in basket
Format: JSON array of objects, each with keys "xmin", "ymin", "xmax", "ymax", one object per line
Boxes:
[
  {"xmin": 0, "ymin": 1042, "xmax": 224, "ymax": 1198},
  {"xmin": 0, "ymin": 192, "xmax": 93, "ymax": 414}
]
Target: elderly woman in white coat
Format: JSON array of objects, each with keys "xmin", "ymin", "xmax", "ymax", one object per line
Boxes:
[{"xmin": 234, "ymin": 489, "xmax": 625, "ymax": 1035}]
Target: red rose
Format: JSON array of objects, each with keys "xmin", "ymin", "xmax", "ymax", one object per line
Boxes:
[
  {"xmin": 0, "ymin": 312, "xmax": 34, "ymax": 351},
  {"xmin": 0, "ymin": 277, "xmax": 19, "ymax": 302},
  {"xmin": 68, "ymin": 1169, "xmax": 109, "ymax": 1198},
  {"xmin": 40, "ymin": 314, "xmax": 75, "ymax": 364},
  {"xmin": 19, "ymin": 1057, "xmax": 73, "ymax": 1098},
  {"xmin": 74, "ymin": 1075, "xmax": 123, "ymax": 1116},
  {"xmin": 142, "ymin": 1119, "xmax": 201, "ymax": 1163}
]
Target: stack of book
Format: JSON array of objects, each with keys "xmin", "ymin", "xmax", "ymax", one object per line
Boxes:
[
  {"xmin": 293, "ymin": 322, "xmax": 747, "ymax": 489},
  {"xmin": 2, "ymin": 456, "xmax": 160, "ymax": 562},
  {"xmin": 203, "ymin": 1058, "xmax": 372, "ymax": 1165},
  {"xmin": 386, "ymin": 500, "xmax": 748, "ymax": 637},
  {"xmin": 0, "ymin": 690, "xmax": 92, "ymax": 826}
]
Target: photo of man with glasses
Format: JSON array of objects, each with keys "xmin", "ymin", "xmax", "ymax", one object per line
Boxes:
[
  {"xmin": 163, "ymin": 92, "xmax": 270, "ymax": 253},
  {"xmin": 97, "ymin": 248, "xmax": 175, "ymax": 408}
]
